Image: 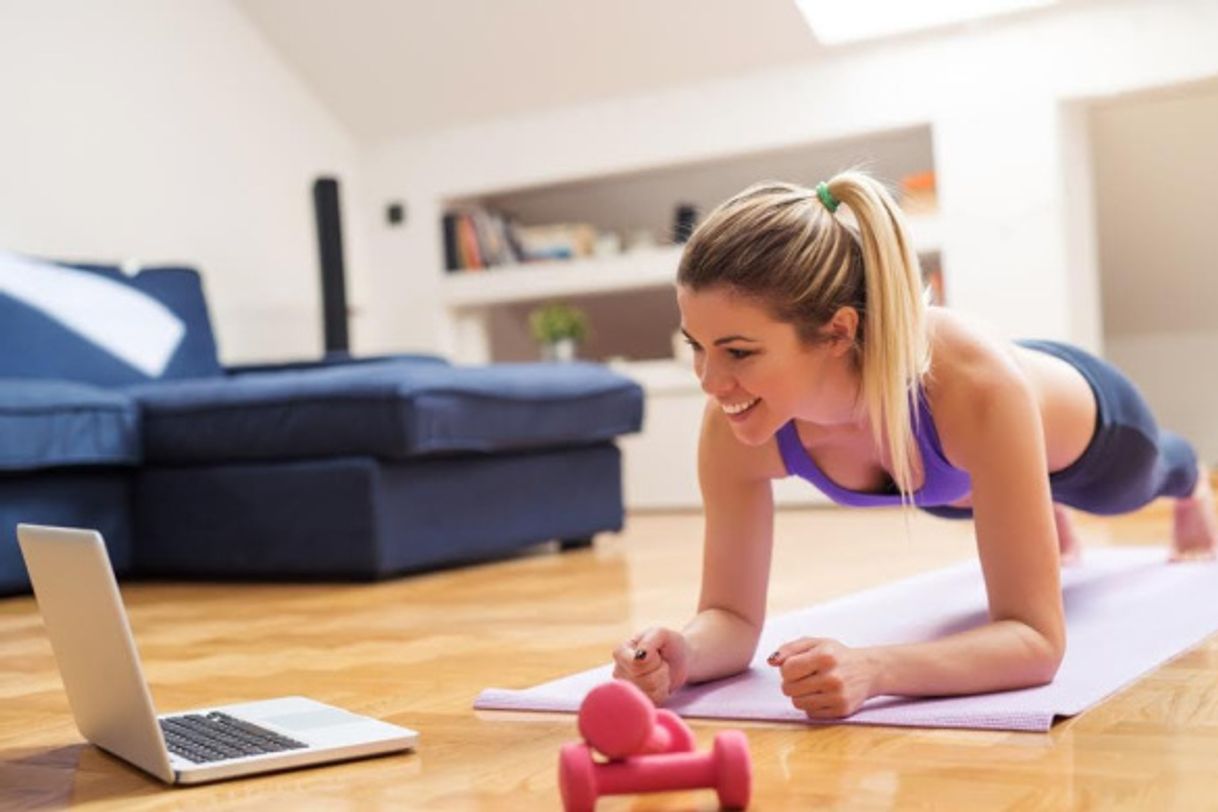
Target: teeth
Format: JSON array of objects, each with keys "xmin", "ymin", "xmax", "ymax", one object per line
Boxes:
[{"xmin": 722, "ymin": 398, "xmax": 759, "ymax": 415}]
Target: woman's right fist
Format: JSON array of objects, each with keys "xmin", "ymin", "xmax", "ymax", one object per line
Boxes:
[{"xmin": 611, "ymin": 627, "xmax": 690, "ymax": 705}]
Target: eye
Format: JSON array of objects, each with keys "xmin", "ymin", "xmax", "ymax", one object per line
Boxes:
[
  {"xmin": 726, "ymin": 348, "xmax": 755, "ymax": 360},
  {"xmin": 683, "ymin": 338, "xmax": 703, "ymax": 353}
]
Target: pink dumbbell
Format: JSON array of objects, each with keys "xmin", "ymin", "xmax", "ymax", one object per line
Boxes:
[
  {"xmin": 559, "ymin": 730, "xmax": 751, "ymax": 812},
  {"xmin": 577, "ymin": 680, "xmax": 695, "ymax": 759}
]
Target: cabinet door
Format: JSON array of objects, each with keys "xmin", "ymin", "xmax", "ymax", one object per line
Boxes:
[{"xmin": 620, "ymin": 391, "xmax": 830, "ymax": 510}]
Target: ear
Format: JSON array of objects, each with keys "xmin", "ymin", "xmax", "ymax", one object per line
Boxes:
[{"xmin": 824, "ymin": 306, "xmax": 859, "ymax": 356}]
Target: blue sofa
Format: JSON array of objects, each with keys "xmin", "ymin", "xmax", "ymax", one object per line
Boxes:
[{"xmin": 0, "ymin": 252, "xmax": 644, "ymax": 593}]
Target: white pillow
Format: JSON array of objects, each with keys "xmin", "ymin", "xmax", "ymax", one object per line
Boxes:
[{"xmin": 0, "ymin": 250, "xmax": 185, "ymax": 378}]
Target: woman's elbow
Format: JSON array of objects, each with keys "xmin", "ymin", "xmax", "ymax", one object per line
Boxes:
[
  {"xmin": 1028, "ymin": 627, "xmax": 1066, "ymax": 685},
  {"xmin": 1005, "ymin": 616, "xmax": 1065, "ymax": 685}
]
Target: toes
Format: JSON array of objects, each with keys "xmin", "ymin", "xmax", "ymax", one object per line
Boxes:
[{"xmin": 1169, "ymin": 548, "xmax": 1217, "ymax": 564}]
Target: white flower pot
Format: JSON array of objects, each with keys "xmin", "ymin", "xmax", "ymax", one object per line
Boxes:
[{"xmin": 542, "ymin": 338, "xmax": 578, "ymax": 362}]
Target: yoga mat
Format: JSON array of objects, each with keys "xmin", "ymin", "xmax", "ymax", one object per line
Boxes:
[{"xmin": 475, "ymin": 547, "xmax": 1218, "ymax": 732}]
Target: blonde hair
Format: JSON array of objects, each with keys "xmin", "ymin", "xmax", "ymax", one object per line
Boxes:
[{"xmin": 677, "ymin": 170, "xmax": 930, "ymax": 499}]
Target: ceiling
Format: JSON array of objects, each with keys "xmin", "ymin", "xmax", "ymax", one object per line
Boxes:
[{"xmin": 235, "ymin": 0, "xmax": 829, "ymax": 140}]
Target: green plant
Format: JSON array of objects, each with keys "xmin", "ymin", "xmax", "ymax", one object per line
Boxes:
[{"xmin": 528, "ymin": 302, "xmax": 588, "ymax": 345}]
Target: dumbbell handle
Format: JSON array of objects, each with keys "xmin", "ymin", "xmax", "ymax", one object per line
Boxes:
[
  {"xmin": 592, "ymin": 751, "xmax": 714, "ymax": 796},
  {"xmin": 636, "ymin": 710, "xmax": 693, "ymax": 755},
  {"xmin": 638, "ymin": 723, "xmax": 673, "ymax": 754}
]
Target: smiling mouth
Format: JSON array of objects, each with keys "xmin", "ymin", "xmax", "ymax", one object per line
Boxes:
[{"xmin": 722, "ymin": 397, "xmax": 760, "ymax": 416}]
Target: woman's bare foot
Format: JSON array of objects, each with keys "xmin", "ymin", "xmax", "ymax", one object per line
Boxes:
[
  {"xmin": 1171, "ymin": 464, "xmax": 1218, "ymax": 562},
  {"xmin": 1054, "ymin": 503, "xmax": 1083, "ymax": 566}
]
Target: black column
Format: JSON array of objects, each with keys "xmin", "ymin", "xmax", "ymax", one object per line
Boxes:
[{"xmin": 312, "ymin": 177, "xmax": 349, "ymax": 355}]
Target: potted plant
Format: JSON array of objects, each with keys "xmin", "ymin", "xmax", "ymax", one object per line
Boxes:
[{"xmin": 528, "ymin": 302, "xmax": 588, "ymax": 362}]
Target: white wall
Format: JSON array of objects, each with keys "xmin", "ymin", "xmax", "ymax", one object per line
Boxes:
[
  {"xmin": 1091, "ymin": 81, "xmax": 1218, "ymax": 463},
  {"xmin": 359, "ymin": 0, "xmax": 1218, "ymax": 359},
  {"xmin": 0, "ymin": 0, "xmax": 369, "ymax": 363}
]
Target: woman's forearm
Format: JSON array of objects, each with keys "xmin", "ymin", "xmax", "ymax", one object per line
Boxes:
[
  {"xmin": 869, "ymin": 619, "xmax": 1064, "ymax": 698},
  {"xmin": 682, "ymin": 607, "xmax": 762, "ymax": 684}
]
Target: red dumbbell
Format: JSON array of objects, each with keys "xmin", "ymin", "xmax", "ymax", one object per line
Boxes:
[
  {"xmin": 559, "ymin": 730, "xmax": 751, "ymax": 812},
  {"xmin": 577, "ymin": 680, "xmax": 695, "ymax": 759}
]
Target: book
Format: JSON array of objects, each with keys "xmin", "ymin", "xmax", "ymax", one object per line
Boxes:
[{"xmin": 442, "ymin": 213, "xmax": 460, "ymax": 272}]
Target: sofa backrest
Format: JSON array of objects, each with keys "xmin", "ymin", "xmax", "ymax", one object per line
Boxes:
[{"xmin": 0, "ymin": 253, "xmax": 223, "ymax": 387}]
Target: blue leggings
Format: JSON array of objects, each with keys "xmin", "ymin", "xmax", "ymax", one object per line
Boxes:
[{"xmin": 922, "ymin": 339, "xmax": 1198, "ymax": 520}]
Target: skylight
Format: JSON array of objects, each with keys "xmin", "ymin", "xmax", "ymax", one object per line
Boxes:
[{"xmin": 794, "ymin": 0, "xmax": 1057, "ymax": 45}]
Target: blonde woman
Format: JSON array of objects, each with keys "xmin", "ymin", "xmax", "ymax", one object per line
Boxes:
[{"xmin": 612, "ymin": 172, "xmax": 1218, "ymax": 719}]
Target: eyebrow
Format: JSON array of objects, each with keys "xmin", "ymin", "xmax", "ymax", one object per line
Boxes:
[{"xmin": 680, "ymin": 328, "xmax": 761, "ymax": 346}]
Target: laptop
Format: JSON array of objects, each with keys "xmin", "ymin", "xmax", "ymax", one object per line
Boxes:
[{"xmin": 16, "ymin": 524, "xmax": 419, "ymax": 785}]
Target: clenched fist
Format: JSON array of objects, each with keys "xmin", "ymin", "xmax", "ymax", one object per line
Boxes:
[
  {"xmin": 611, "ymin": 627, "xmax": 691, "ymax": 705},
  {"xmin": 768, "ymin": 637, "xmax": 876, "ymax": 719}
]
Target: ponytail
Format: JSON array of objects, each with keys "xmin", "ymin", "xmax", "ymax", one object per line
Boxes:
[{"xmin": 824, "ymin": 171, "xmax": 930, "ymax": 500}]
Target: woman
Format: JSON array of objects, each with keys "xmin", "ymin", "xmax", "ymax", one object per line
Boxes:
[{"xmin": 612, "ymin": 171, "xmax": 1217, "ymax": 719}]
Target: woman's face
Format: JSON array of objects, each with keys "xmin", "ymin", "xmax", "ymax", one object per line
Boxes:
[{"xmin": 676, "ymin": 284, "xmax": 860, "ymax": 446}]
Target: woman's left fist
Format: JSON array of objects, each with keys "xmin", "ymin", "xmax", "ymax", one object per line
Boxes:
[{"xmin": 767, "ymin": 637, "xmax": 876, "ymax": 719}]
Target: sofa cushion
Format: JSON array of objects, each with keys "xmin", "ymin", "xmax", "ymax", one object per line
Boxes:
[
  {"xmin": 0, "ymin": 379, "xmax": 140, "ymax": 471},
  {"xmin": 126, "ymin": 360, "xmax": 644, "ymax": 464},
  {"xmin": 0, "ymin": 251, "xmax": 223, "ymax": 386}
]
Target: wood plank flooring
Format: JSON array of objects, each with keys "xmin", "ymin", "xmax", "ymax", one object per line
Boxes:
[{"xmin": 2, "ymin": 502, "xmax": 1216, "ymax": 810}]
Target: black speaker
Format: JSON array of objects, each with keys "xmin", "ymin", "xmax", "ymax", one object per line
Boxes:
[
  {"xmin": 312, "ymin": 177, "xmax": 349, "ymax": 354},
  {"xmin": 672, "ymin": 202, "xmax": 698, "ymax": 243}
]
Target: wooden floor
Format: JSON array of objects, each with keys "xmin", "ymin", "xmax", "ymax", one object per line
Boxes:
[{"xmin": 3, "ymin": 502, "xmax": 1217, "ymax": 811}]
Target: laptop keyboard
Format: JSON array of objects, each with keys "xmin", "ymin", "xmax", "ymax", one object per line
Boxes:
[{"xmin": 160, "ymin": 711, "xmax": 309, "ymax": 764}]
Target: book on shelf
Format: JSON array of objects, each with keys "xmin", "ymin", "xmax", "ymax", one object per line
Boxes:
[
  {"xmin": 441, "ymin": 204, "xmax": 606, "ymax": 272},
  {"xmin": 457, "ymin": 213, "xmax": 484, "ymax": 270},
  {"xmin": 442, "ymin": 214, "xmax": 460, "ymax": 272}
]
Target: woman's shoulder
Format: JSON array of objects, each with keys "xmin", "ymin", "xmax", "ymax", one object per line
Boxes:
[
  {"xmin": 924, "ymin": 308, "xmax": 1034, "ymax": 463},
  {"xmin": 925, "ymin": 307, "xmax": 1025, "ymax": 395}
]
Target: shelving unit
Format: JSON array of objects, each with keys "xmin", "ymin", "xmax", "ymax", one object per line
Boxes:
[
  {"xmin": 434, "ymin": 125, "xmax": 944, "ymax": 509},
  {"xmin": 442, "ymin": 213, "xmax": 942, "ymax": 311}
]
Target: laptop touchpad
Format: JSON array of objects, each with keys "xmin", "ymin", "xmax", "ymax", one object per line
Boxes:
[{"xmin": 263, "ymin": 708, "xmax": 364, "ymax": 731}]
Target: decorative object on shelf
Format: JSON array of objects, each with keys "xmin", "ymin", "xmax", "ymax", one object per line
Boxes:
[
  {"xmin": 517, "ymin": 223, "xmax": 599, "ymax": 262},
  {"xmin": 594, "ymin": 231, "xmax": 623, "ymax": 257},
  {"xmin": 625, "ymin": 229, "xmax": 659, "ymax": 253},
  {"xmin": 529, "ymin": 302, "xmax": 589, "ymax": 362},
  {"xmin": 672, "ymin": 202, "xmax": 699, "ymax": 243},
  {"xmin": 900, "ymin": 170, "xmax": 938, "ymax": 214}
]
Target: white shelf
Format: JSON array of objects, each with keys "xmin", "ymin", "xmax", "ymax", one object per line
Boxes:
[
  {"xmin": 441, "ymin": 213, "xmax": 941, "ymax": 310},
  {"xmin": 609, "ymin": 358, "xmax": 700, "ymax": 395},
  {"xmin": 442, "ymin": 245, "xmax": 683, "ymax": 309}
]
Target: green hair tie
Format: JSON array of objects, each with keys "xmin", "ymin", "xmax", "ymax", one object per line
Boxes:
[{"xmin": 816, "ymin": 181, "xmax": 840, "ymax": 213}]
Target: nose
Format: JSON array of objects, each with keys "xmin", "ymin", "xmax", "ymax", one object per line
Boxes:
[{"xmin": 698, "ymin": 356, "xmax": 733, "ymax": 398}]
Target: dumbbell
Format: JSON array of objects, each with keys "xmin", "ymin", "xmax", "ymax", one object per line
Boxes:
[
  {"xmin": 559, "ymin": 730, "xmax": 751, "ymax": 812},
  {"xmin": 577, "ymin": 680, "xmax": 695, "ymax": 759}
]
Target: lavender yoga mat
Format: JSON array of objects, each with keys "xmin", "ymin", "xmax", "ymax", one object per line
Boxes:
[{"xmin": 475, "ymin": 547, "xmax": 1218, "ymax": 732}]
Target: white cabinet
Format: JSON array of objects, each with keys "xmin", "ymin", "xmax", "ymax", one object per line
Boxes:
[{"xmin": 612, "ymin": 360, "xmax": 832, "ymax": 510}]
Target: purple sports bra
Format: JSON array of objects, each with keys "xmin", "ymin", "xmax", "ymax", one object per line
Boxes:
[{"xmin": 775, "ymin": 393, "xmax": 972, "ymax": 508}]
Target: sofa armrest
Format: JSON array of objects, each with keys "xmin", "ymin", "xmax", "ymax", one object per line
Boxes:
[{"xmin": 225, "ymin": 352, "xmax": 448, "ymax": 377}]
